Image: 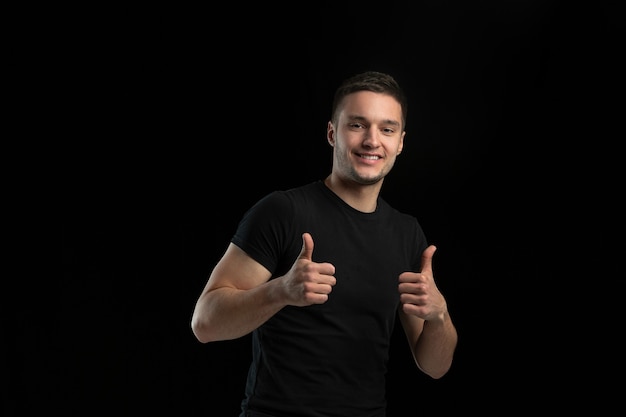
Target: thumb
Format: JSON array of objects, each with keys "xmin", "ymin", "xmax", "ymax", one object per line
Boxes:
[
  {"xmin": 420, "ymin": 245, "xmax": 437, "ymax": 274},
  {"xmin": 299, "ymin": 232, "xmax": 314, "ymax": 261}
]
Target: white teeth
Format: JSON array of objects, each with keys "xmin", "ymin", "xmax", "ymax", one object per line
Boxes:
[{"xmin": 361, "ymin": 155, "xmax": 380, "ymax": 160}]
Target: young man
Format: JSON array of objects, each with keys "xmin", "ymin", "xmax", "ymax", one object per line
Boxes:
[{"xmin": 191, "ymin": 71, "xmax": 458, "ymax": 416}]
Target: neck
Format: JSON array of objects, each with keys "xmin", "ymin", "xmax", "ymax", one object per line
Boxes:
[{"xmin": 324, "ymin": 175, "xmax": 382, "ymax": 213}]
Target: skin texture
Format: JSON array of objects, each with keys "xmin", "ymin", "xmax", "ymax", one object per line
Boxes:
[{"xmin": 191, "ymin": 86, "xmax": 458, "ymax": 380}]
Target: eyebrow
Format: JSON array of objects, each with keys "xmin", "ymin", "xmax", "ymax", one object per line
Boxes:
[{"xmin": 347, "ymin": 114, "xmax": 401, "ymax": 127}]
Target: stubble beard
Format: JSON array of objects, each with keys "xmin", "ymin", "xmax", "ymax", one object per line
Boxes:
[
  {"xmin": 345, "ymin": 164, "xmax": 387, "ymax": 185},
  {"xmin": 335, "ymin": 147, "xmax": 393, "ymax": 185}
]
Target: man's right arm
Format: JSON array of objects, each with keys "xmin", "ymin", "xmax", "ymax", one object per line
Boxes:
[
  {"xmin": 191, "ymin": 233, "xmax": 336, "ymax": 343},
  {"xmin": 190, "ymin": 243, "xmax": 286, "ymax": 343}
]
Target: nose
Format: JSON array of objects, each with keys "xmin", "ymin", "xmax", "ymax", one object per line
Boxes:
[{"xmin": 362, "ymin": 127, "xmax": 381, "ymax": 148}]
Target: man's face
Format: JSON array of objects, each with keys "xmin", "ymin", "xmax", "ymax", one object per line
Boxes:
[{"xmin": 327, "ymin": 91, "xmax": 405, "ymax": 185}]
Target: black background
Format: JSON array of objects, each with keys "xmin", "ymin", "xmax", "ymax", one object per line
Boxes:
[{"xmin": 12, "ymin": 1, "xmax": 623, "ymax": 416}]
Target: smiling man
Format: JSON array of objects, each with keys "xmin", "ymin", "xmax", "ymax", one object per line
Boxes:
[{"xmin": 191, "ymin": 70, "xmax": 458, "ymax": 417}]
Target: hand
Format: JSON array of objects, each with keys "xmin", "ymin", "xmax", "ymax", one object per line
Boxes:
[
  {"xmin": 282, "ymin": 232, "xmax": 336, "ymax": 306},
  {"xmin": 398, "ymin": 245, "xmax": 448, "ymax": 322}
]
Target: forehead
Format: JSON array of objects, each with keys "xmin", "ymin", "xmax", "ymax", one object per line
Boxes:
[{"xmin": 338, "ymin": 91, "xmax": 402, "ymax": 123}]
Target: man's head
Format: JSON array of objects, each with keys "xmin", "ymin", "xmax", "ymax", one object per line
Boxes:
[{"xmin": 327, "ymin": 71, "xmax": 407, "ymax": 186}]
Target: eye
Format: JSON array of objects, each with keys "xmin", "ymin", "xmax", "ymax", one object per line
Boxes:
[{"xmin": 349, "ymin": 123, "xmax": 365, "ymax": 129}]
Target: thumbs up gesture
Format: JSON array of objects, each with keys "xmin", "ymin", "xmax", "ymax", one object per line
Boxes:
[
  {"xmin": 282, "ymin": 233, "xmax": 336, "ymax": 306},
  {"xmin": 398, "ymin": 245, "xmax": 448, "ymax": 322}
]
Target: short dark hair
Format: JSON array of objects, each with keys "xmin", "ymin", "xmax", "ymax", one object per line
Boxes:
[{"xmin": 331, "ymin": 71, "xmax": 408, "ymax": 129}]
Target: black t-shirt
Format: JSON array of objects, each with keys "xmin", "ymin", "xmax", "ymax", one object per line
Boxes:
[{"xmin": 234, "ymin": 180, "xmax": 427, "ymax": 417}]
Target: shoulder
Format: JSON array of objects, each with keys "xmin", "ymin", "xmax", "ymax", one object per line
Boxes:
[
  {"xmin": 261, "ymin": 181, "xmax": 325, "ymax": 207},
  {"xmin": 242, "ymin": 181, "xmax": 324, "ymax": 220},
  {"xmin": 377, "ymin": 198, "xmax": 420, "ymax": 226}
]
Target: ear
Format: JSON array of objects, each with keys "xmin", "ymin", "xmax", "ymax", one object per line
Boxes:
[
  {"xmin": 326, "ymin": 121, "xmax": 335, "ymax": 146},
  {"xmin": 397, "ymin": 131, "xmax": 405, "ymax": 155}
]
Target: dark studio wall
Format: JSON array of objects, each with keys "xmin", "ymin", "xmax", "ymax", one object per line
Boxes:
[{"xmin": 17, "ymin": 1, "xmax": 621, "ymax": 416}]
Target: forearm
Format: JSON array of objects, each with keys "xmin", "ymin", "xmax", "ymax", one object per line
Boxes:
[
  {"xmin": 191, "ymin": 280, "xmax": 286, "ymax": 343},
  {"xmin": 413, "ymin": 312, "xmax": 458, "ymax": 379}
]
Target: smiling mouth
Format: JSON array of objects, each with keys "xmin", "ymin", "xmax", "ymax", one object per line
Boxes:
[{"xmin": 358, "ymin": 154, "xmax": 380, "ymax": 160}]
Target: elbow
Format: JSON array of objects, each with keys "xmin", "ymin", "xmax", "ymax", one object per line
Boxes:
[
  {"xmin": 416, "ymin": 361, "xmax": 452, "ymax": 380},
  {"xmin": 427, "ymin": 366, "xmax": 451, "ymax": 380},
  {"xmin": 190, "ymin": 315, "xmax": 215, "ymax": 344}
]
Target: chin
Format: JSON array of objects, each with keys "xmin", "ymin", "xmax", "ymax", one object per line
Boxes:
[{"xmin": 354, "ymin": 174, "xmax": 383, "ymax": 185}]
